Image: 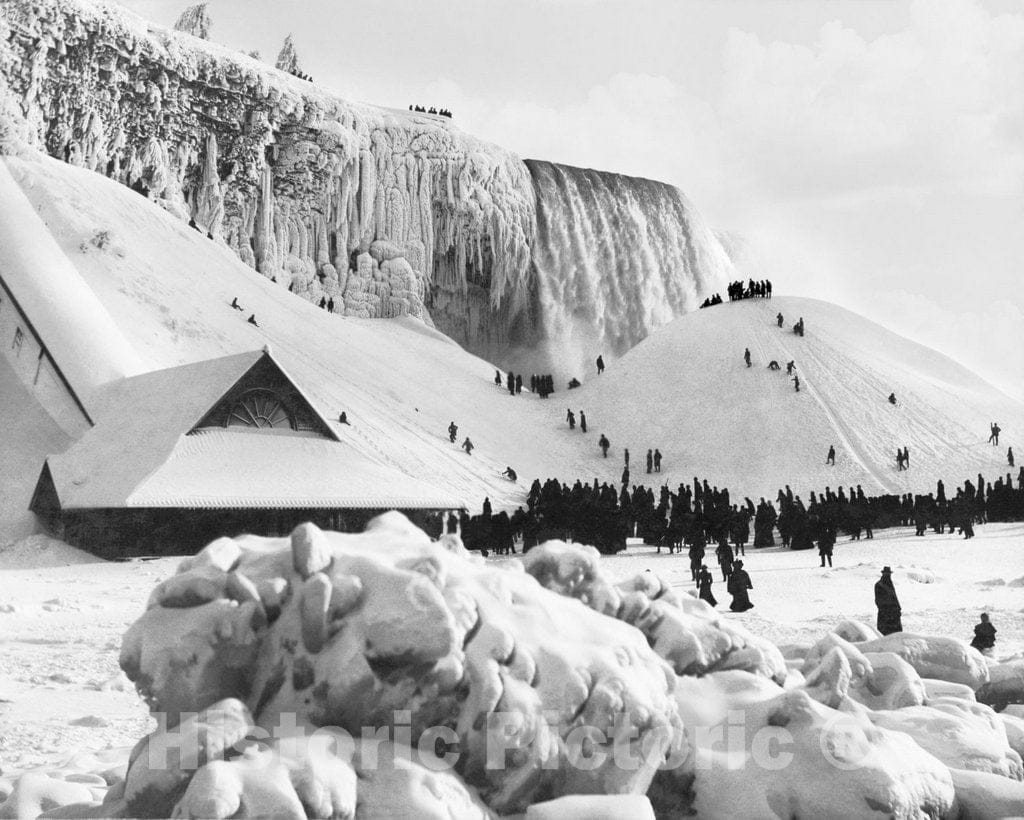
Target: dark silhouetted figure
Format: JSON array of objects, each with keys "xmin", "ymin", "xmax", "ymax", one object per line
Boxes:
[
  {"xmin": 599, "ymin": 434, "xmax": 610, "ymax": 457},
  {"xmin": 1009, "ymin": 447, "xmax": 1015, "ymax": 468},
  {"xmin": 875, "ymin": 567, "xmax": 902, "ymax": 635},
  {"xmin": 792, "ymin": 375, "xmax": 800, "ymax": 392},
  {"xmin": 319, "ymin": 296, "xmax": 327, "ymax": 309},
  {"xmin": 568, "ymin": 378, "xmax": 581, "ymax": 389},
  {"xmin": 515, "ymin": 375, "xmax": 522, "ymax": 394},
  {"xmin": 786, "ymin": 361, "xmax": 795, "ymax": 375},
  {"xmin": 338, "ymin": 412, "xmax": 350, "ymax": 425},
  {"xmin": 503, "ymin": 466, "xmax": 518, "ymax": 482},
  {"xmin": 768, "ymin": 360, "xmax": 780, "ymax": 370},
  {"xmin": 624, "ymin": 448, "xmax": 630, "ymax": 467},
  {"xmin": 189, "ymin": 217, "xmax": 200, "ymax": 231},
  {"xmin": 826, "ymin": 445, "xmax": 835, "ymax": 465},
  {"xmin": 230, "ymin": 297, "xmax": 243, "ymax": 311},
  {"xmin": 580, "ymin": 411, "xmax": 587, "ymax": 433},
  {"xmin": 247, "ymin": 314, "xmax": 259, "ymax": 326},
  {"xmin": 621, "ymin": 466, "xmax": 630, "ymax": 486},
  {"xmin": 889, "ymin": 393, "xmax": 897, "ymax": 406},
  {"xmin": 818, "ymin": 531, "xmax": 834, "ymax": 567},
  {"xmin": 327, "ymin": 297, "xmax": 334, "ymax": 312},
  {"xmin": 654, "ymin": 449, "xmax": 662, "ymax": 473},
  {"xmin": 903, "ymin": 447, "xmax": 910, "ymax": 469},
  {"xmin": 448, "ymin": 421, "xmax": 458, "ymax": 443},
  {"xmin": 567, "ymin": 409, "xmax": 575, "ymax": 430},
  {"xmin": 462, "ymin": 437, "xmax": 474, "ymax": 455},
  {"xmin": 744, "ymin": 348, "xmax": 751, "ymax": 367},
  {"xmin": 507, "ymin": 372, "xmax": 515, "ymax": 396},
  {"xmin": 970, "ymin": 613, "xmax": 996, "ymax": 652},
  {"xmin": 727, "ymin": 560, "xmax": 754, "ymax": 612},
  {"xmin": 776, "ymin": 312, "xmax": 784, "ymax": 328},
  {"xmin": 482, "ymin": 497, "xmax": 492, "ymax": 516},
  {"xmin": 495, "ymin": 370, "xmax": 502, "ymax": 386},
  {"xmin": 596, "ymin": 355, "xmax": 605, "ymax": 375},
  {"xmin": 697, "ymin": 566, "xmax": 717, "ymax": 607},
  {"xmin": 646, "ymin": 449, "xmax": 653, "ymax": 474},
  {"xmin": 896, "ymin": 449, "xmax": 905, "ymax": 471},
  {"xmin": 989, "ymin": 422, "xmax": 1000, "ymax": 445}
]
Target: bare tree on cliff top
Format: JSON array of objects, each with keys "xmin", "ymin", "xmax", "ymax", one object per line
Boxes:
[{"xmin": 173, "ymin": 3, "xmax": 211, "ymax": 40}]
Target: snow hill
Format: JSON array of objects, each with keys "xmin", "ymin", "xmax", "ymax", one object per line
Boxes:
[{"xmin": 1, "ymin": 151, "xmax": 1021, "ymax": 542}]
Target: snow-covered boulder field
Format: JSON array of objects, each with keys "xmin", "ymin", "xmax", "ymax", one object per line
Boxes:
[{"xmin": 2, "ymin": 514, "xmax": 1023, "ymax": 818}]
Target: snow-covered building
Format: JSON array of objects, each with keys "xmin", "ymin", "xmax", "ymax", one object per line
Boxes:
[{"xmin": 29, "ymin": 347, "xmax": 465, "ymax": 556}]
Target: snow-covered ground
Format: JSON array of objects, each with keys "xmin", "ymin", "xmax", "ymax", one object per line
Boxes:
[{"xmin": 2, "ymin": 523, "xmax": 1021, "ymax": 776}]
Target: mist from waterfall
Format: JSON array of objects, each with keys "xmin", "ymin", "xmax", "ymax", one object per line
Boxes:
[{"xmin": 503, "ymin": 160, "xmax": 733, "ymax": 381}]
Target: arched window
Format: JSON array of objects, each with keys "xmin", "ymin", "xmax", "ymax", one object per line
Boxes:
[{"xmin": 225, "ymin": 389, "xmax": 295, "ymax": 430}]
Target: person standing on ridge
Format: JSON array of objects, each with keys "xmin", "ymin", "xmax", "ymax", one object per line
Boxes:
[
  {"xmin": 580, "ymin": 411, "xmax": 587, "ymax": 433},
  {"xmin": 970, "ymin": 613, "xmax": 996, "ymax": 653},
  {"xmin": 448, "ymin": 421, "xmax": 458, "ymax": 443},
  {"xmin": 826, "ymin": 445, "xmax": 836, "ymax": 466},
  {"xmin": 874, "ymin": 567, "xmax": 902, "ymax": 635},
  {"xmin": 462, "ymin": 437, "xmax": 474, "ymax": 456},
  {"xmin": 744, "ymin": 348, "xmax": 752, "ymax": 368},
  {"xmin": 596, "ymin": 355, "xmax": 605, "ymax": 375}
]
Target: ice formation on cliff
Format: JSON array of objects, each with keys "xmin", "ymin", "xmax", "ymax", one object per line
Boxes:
[
  {"xmin": 4, "ymin": 516, "xmax": 1022, "ymax": 818},
  {"xmin": 172, "ymin": 4, "xmax": 210, "ymax": 40},
  {"xmin": 0, "ymin": 0, "xmax": 731, "ymax": 374},
  {"xmin": 275, "ymin": 34, "xmax": 299, "ymax": 74}
]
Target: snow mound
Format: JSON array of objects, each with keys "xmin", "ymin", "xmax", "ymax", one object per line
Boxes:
[
  {"xmin": 1007, "ymin": 576, "xmax": 1024, "ymax": 588},
  {"xmin": 0, "ymin": 534, "xmax": 106, "ymax": 569}
]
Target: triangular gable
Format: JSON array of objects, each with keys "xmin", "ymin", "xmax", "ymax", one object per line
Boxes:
[{"xmin": 192, "ymin": 350, "xmax": 339, "ymax": 441}]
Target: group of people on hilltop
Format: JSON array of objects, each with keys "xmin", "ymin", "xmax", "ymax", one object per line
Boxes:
[
  {"xmin": 409, "ymin": 105, "xmax": 453, "ymax": 118},
  {"xmin": 287, "ymin": 67, "xmax": 314, "ymax": 83},
  {"xmin": 497, "ymin": 370, "xmax": 524, "ymax": 395},
  {"xmin": 700, "ymin": 279, "xmax": 774, "ymax": 308}
]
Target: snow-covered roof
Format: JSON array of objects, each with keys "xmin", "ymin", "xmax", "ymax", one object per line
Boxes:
[
  {"xmin": 127, "ymin": 431, "xmax": 463, "ymax": 509},
  {"xmin": 44, "ymin": 348, "xmax": 462, "ymax": 511}
]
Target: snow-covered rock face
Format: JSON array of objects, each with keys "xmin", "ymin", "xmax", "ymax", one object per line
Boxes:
[
  {"xmin": 0, "ymin": 0, "xmax": 731, "ymax": 375},
  {"xmin": 117, "ymin": 517, "xmax": 684, "ymax": 815}
]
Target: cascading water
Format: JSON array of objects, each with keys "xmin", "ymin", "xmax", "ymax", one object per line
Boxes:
[{"xmin": 501, "ymin": 160, "xmax": 732, "ymax": 380}]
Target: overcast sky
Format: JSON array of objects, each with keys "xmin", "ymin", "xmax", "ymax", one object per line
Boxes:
[{"xmin": 120, "ymin": 0, "xmax": 1024, "ymax": 397}]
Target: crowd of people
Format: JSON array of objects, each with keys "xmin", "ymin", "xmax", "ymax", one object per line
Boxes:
[
  {"xmin": 701, "ymin": 278, "xmax": 773, "ymax": 308},
  {"xmin": 409, "ymin": 105, "xmax": 453, "ymax": 118}
]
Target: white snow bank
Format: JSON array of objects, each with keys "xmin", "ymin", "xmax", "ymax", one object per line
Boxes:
[{"xmin": 0, "ymin": 534, "xmax": 106, "ymax": 569}]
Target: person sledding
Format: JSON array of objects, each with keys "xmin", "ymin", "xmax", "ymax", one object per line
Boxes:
[{"xmin": 502, "ymin": 466, "xmax": 518, "ymax": 482}]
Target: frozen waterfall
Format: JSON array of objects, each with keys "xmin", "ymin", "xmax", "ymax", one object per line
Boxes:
[{"xmin": 503, "ymin": 160, "xmax": 732, "ymax": 380}]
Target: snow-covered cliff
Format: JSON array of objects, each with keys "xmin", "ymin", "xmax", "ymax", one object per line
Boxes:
[{"xmin": 0, "ymin": 0, "xmax": 729, "ymax": 372}]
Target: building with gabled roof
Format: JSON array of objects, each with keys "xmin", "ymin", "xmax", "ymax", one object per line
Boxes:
[{"xmin": 30, "ymin": 346, "xmax": 465, "ymax": 556}]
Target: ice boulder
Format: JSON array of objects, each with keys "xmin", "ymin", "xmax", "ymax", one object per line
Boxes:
[
  {"xmin": 522, "ymin": 541, "xmax": 788, "ymax": 684},
  {"xmin": 869, "ymin": 698, "xmax": 1023, "ymax": 779},
  {"xmin": 949, "ymin": 768, "xmax": 1024, "ymax": 819},
  {"xmin": 525, "ymin": 794, "xmax": 655, "ymax": 819},
  {"xmin": 856, "ymin": 634, "xmax": 990, "ymax": 689},
  {"xmin": 976, "ymin": 659, "xmax": 1024, "ymax": 711},
  {"xmin": 831, "ymin": 619, "xmax": 881, "ymax": 643},
  {"xmin": 685, "ymin": 688, "xmax": 955, "ymax": 819},
  {"xmin": 117, "ymin": 516, "xmax": 683, "ymax": 815}
]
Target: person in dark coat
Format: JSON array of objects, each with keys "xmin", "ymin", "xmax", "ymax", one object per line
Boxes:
[
  {"xmin": 247, "ymin": 314, "xmax": 259, "ymax": 326},
  {"xmin": 567, "ymin": 409, "xmax": 575, "ymax": 429},
  {"xmin": 338, "ymin": 412, "xmax": 350, "ymax": 425},
  {"xmin": 716, "ymin": 541, "xmax": 734, "ymax": 581},
  {"xmin": 874, "ymin": 567, "xmax": 902, "ymax": 635},
  {"xmin": 818, "ymin": 528, "xmax": 835, "ymax": 567},
  {"xmin": 462, "ymin": 437, "xmax": 474, "ymax": 455},
  {"xmin": 744, "ymin": 348, "xmax": 751, "ymax": 367},
  {"xmin": 448, "ymin": 421, "xmax": 458, "ymax": 443},
  {"xmin": 624, "ymin": 448, "xmax": 630, "ymax": 467},
  {"xmin": 792, "ymin": 375, "xmax": 800, "ymax": 392},
  {"xmin": 621, "ymin": 466, "xmax": 630, "ymax": 487},
  {"xmin": 888, "ymin": 392, "xmax": 897, "ymax": 405},
  {"xmin": 697, "ymin": 565, "xmax": 717, "ymax": 607},
  {"xmin": 580, "ymin": 411, "xmax": 587, "ymax": 433},
  {"xmin": 230, "ymin": 297, "xmax": 243, "ymax": 311},
  {"xmin": 1009, "ymin": 447, "xmax": 1015, "ymax": 468},
  {"xmin": 727, "ymin": 560, "xmax": 753, "ymax": 611},
  {"xmin": 502, "ymin": 466, "xmax": 518, "ymax": 482},
  {"xmin": 596, "ymin": 355, "xmax": 605, "ymax": 375},
  {"xmin": 777, "ymin": 312, "xmax": 784, "ymax": 328},
  {"xmin": 826, "ymin": 445, "xmax": 835, "ymax": 465},
  {"xmin": 646, "ymin": 449, "xmax": 654, "ymax": 474},
  {"xmin": 495, "ymin": 370, "xmax": 502, "ymax": 386},
  {"xmin": 599, "ymin": 434, "xmax": 610, "ymax": 457},
  {"xmin": 970, "ymin": 613, "xmax": 996, "ymax": 652},
  {"xmin": 653, "ymin": 449, "xmax": 662, "ymax": 472},
  {"xmin": 515, "ymin": 374, "xmax": 523, "ymax": 394}
]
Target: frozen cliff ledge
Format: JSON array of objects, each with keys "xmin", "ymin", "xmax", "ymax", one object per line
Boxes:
[
  {"xmin": 0, "ymin": 0, "xmax": 730, "ymax": 372},
  {"xmin": 0, "ymin": 0, "xmax": 535, "ymax": 335}
]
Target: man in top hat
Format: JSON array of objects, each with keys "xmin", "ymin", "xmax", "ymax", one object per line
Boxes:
[{"xmin": 874, "ymin": 566, "xmax": 902, "ymax": 635}]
